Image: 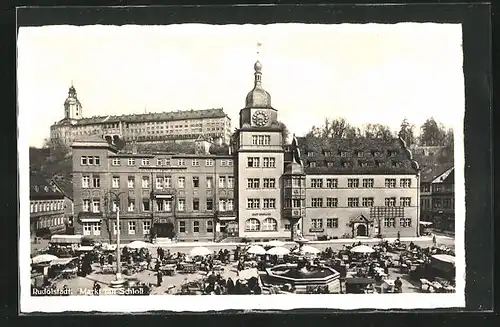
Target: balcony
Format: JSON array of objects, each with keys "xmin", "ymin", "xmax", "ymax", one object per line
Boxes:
[
  {"xmin": 309, "ymin": 227, "xmax": 324, "ymax": 233},
  {"xmin": 283, "ymin": 208, "xmax": 303, "ymax": 219},
  {"xmin": 283, "ymin": 188, "xmax": 306, "ymax": 197}
]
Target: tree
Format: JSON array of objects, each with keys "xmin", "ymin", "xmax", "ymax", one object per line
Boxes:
[
  {"xmin": 361, "ymin": 123, "xmax": 394, "ymax": 140},
  {"xmin": 398, "ymin": 119, "xmax": 416, "ymax": 146},
  {"xmin": 209, "ymin": 143, "xmax": 229, "ymax": 155},
  {"xmin": 277, "ymin": 121, "xmax": 290, "ymax": 143},
  {"xmin": 43, "ymin": 138, "xmax": 70, "ymax": 162},
  {"xmin": 419, "ymin": 118, "xmax": 447, "ymax": 146},
  {"xmin": 307, "ymin": 117, "xmax": 357, "ymax": 139}
]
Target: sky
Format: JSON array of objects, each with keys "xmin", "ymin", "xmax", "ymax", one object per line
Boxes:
[{"xmin": 17, "ymin": 23, "xmax": 464, "ymax": 148}]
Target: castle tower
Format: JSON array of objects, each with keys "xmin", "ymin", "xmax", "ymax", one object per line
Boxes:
[{"xmin": 64, "ymin": 83, "xmax": 82, "ymax": 120}]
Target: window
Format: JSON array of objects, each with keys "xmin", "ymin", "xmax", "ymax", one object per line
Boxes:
[
  {"xmin": 347, "ymin": 179, "xmax": 359, "ymax": 188},
  {"xmin": 81, "ymin": 157, "xmax": 87, "ymax": 165},
  {"xmin": 142, "ymin": 199, "xmax": 150, "ymax": 212},
  {"xmin": 355, "ymin": 150, "xmax": 364, "ymax": 158},
  {"xmin": 384, "ymin": 218, "xmax": 396, "ymax": 228},
  {"xmin": 92, "ymin": 223, "xmax": 101, "ymax": 236},
  {"xmin": 193, "ymin": 199, "xmax": 200, "ymax": 211},
  {"xmin": 112, "ymin": 176, "xmax": 120, "ymax": 189},
  {"xmin": 92, "ymin": 199, "xmax": 100, "ymax": 213},
  {"xmin": 400, "ymin": 178, "xmax": 412, "ymax": 188},
  {"xmin": 206, "ymin": 159, "xmax": 214, "ymax": 167},
  {"xmin": 178, "ymin": 159, "xmax": 186, "ymax": 166},
  {"xmin": 227, "ymin": 176, "xmax": 234, "ymax": 188},
  {"xmin": 86, "ymin": 156, "xmax": 94, "ymax": 165},
  {"xmin": 385, "ymin": 178, "xmax": 396, "ymax": 188},
  {"xmin": 311, "ymin": 179, "xmax": 323, "ymax": 188},
  {"xmin": 83, "ymin": 223, "xmax": 92, "ymax": 236},
  {"xmin": 326, "ymin": 197, "xmax": 338, "ymax": 208},
  {"xmin": 227, "ymin": 199, "xmax": 234, "ymax": 211},
  {"xmin": 164, "ymin": 176, "xmax": 172, "ymax": 188},
  {"xmin": 178, "ymin": 177, "xmax": 185, "ymax": 188},
  {"xmin": 443, "ymin": 198, "xmax": 452, "ymax": 208},
  {"xmin": 143, "ymin": 221, "xmax": 151, "ymax": 235},
  {"xmin": 179, "ymin": 221, "xmax": 186, "ymax": 233},
  {"xmin": 112, "ymin": 158, "xmax": 120, "ymax": 166},
  {"xmin": 263, "ymin": 157, "xmax": 276, "ymax": 168},
  {"xmin": 311, "ymin": 198, "xmax": 323, "ymax": 208},
  {"xmin": 178, "ymin": 199, "xmax": 185, "ymax": 211},
  {"xmin": 193, "ymin": 221, "xmax": 200, "ymax": 233},
  {"xmin": 128, "ymin": 221, "xmax": 136, "ymax": 235},
  {"xmin": 192, "ymin": 159, "xmax": 199, "ymax": 167},
  {"xmin": 388, "ymin": 150, "xmax": 397, "ymax": 157},
  {"xmin": 128, "ymin": 176, "xmax": 135, "ymax": 189},
  {"xmin": 247, "ymin": 178, "xmax": 260, "ymax": 189},
  {"xmin": 221, "ymin": 160, "xmax": 227, "ymax": 167},
  {"xmin": 128, "ymin": 158, "xmax": 135, "ymax": 166},
  {"xmin": 326, "ymin": 218, "xmax": 338, "ymax": 228},
  {"xmin": 128, "ymin": 199, "xmax": 135, "ymax": 212},
  {"xmin": 82, "ymin": 175, "xmax": 90, "ymax": 188},
  {"xmin": 207, "ymin": 221, "xmax": 214, "ymax": 233},
  {"xmin": 193, "ymin": 176, "xmax": 200, "ymax": 188},
  {"xmin": 307, "ymin": 152, "xmax": 314, "ymax": 157},
  {"xmin": 156, "ymin": 200, "xmax": 164, "ymax": 212},
  {"xmin": 362, "ymin": 197, "xmax": 374, "ymax": 207},
  {"xmin": 82, "ymin": 199, "xmax": 90, "ymax": 212},
  {"xmin": 263, "ymin": 198, "xmax": 276, "ymax": 209},
  {"xmin": 339, "ymin": 151, "xmax": 348, "ymax": 158},
  {"xmin": 206, "ymin": 199, "xmax": 213, "ymax": 211},
  {"xmin": 309, "ymin": 162, "xmax": 316, "ymax": 168},
  {"xmin": 112, "ymin": 199, "xmax": 120, "ymax": 212},
  {"xmin": 421, "ymin": 184, "xmax": 431, "ymax": 192},
  {"xmin": 263, "ymin": 178, "xmax": 275, "ymax": 188},
  {"xmin": 400, "ymin": 218, "xmax": 412, "ymax": 227},
  {"xmin": 292, "ymin": 199, "xmax": 303, "ymax": 208},
  {"xmin": 141, "ymin": 159, "xmax": 150, "ymax": 166},
  {"xmin": 227, "ymin": 160, "xmax": 233, "ymax": 167},
  {"xmin": 400, "ymin": 197, "xmax": 412, "ymax": 207},
  {"xmin": 219, "ymin": 176, "xmax": 225, "ymax": 188},
  {"xmin": 155, "ymin": 176, "xmax": 164, "ymax": 189},
  {"xmin": 247, "ymin": 198, "xmax": 260, "ymax": 209},
  {"xmin": 112, "ymin": 222, "xmax": 119, "ymax": 235},
  {"xmin": 311, "ymin": 219, "xmax": 323, "ymax": 229},
  {"xmin": 247, "ymin": 157, "xmax": 260, "ymax": 168},
  {"xmin": 326, "ymin": 178, "xmax": 338, "ymax": 188},
  {"xmin": 142, "ymin": 176, "xmax": 149, "ymax": 188},
  {"xmin": 245, "ymin": 218, "xmax": 260, "ymax": 231},
  {"xmin": 164, "ymin": 199, "xmax": 172, "ymax": 212},
  {"xmin": 156, "ymin": 159, "xmax": 162, "ymax": 166},
  {"xmin": 262, "ymin": 218, "xmax": 277, "ymax": 231},
  {"xmin": 324, "ymin": 151, "xmax": 332, "ymax": 156},
  {"xmin": 362, "ymin": 178, "xmax": 374, "ymax": 188},
  {"xmin": 348, "ymin": 197, "xmax": 359, "ymax": 207},
  {"xmin": 385, "ymin": 197, "xmax": 397, "ymax": 207},
  {"xmin": 164, "ymin": 159, "xmax": 171, "ymax": 166},
  {"xmin": 206, "ymin": 177, "xmax": 213, "ymax": 188}
]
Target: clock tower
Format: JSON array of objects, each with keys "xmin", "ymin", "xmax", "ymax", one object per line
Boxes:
[{"xmin": 235, "ymin": 60, "xmax": 286, "ymax": 240}]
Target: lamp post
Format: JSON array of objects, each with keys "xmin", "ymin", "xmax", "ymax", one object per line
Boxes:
[{"xmin": 105, "ymin": 190, "xmax": 125, "ymax": 282}]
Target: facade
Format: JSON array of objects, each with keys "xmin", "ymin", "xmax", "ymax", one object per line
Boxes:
[
  {"xmin": 430, "ymin": 167, "xmax": 455, "ymax": 232},
  {"xmin": 30, "ymin": 173, "xmax": 68, "ymax": 239},
  {"xmin": 71, "ymin": 136, "xmax": 236, "ymax": 243},
  {"xmin": 51, "ymin": 85, "xmax": 232, "ymax": 148},
  {"xmin": 71, "ymin": 59, "xmax": 421, "ymax": 243}
]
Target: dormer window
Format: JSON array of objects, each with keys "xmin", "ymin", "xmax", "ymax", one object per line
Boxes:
[
  {"xmin": 339, "ymin": 151, "xmax": 348, "ymax": 158},
  {"xmin": 355, "ymin": 150, "xmax": 364, "ymax": 158},
  {"xmin": 359, "ymin": 160, "xmax": 368, "ymax": 167},
  {"xmin": 323, "ymin": 151, "xmax": 332, "ymax": 156},
  {"xmin": 342, "ymin": 160, "xmax": 352, "ymax": 168},
  {"xmin": 392, "ymin": 160, "xmax": 402, "ymax": 168},
  {"xmin": 326, "ymin": 161, "xmax": 334, "ymax": 167},
  {"xmin": 309, "ymin": 161, "xmax": 316, "ymax": 168},
  {"xmin": 375, "ymin": 160, "xmax": 384, "ymax": 167},
  {"xmin": 307, "ymin": 152, "xmax": 314, "ymax": 157},
  {"xmin": 387, "ymin": 150, "xmax": 397, "ymax": 157},
  {"xmin": 372, "ymin": 150, "xmax": 381, "ymax": 157}
]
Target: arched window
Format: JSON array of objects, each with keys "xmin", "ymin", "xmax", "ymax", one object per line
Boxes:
[
  {"xmin": 262, "ymin": 218, "xmax": 278, "ymax": 231},
  {"xmin": 245, "ymin": 218, "xmax": 260, "ymax": 232}
]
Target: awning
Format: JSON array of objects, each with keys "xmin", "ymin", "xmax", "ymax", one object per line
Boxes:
[
  {"xmin": 50, "ymin": 257, "xmax": 77, "ymax": 266},
  {"xmin": 80, "ymin": 218, "xmax": 101, "ymax": 223},
  {"xmin": 77, "ymin": 246, "xmax": 95, "ymax": 252},
  {"xmin": 155, "ymin": 194, "xmax": 173, "ymax": 199},
  {"xmin": 419, "ymin": 221, "xmax": 433, "ymax": 226},
  {"xmin": 218, "ymin": 216, "xmax": 236, "ymax": 221},
  {"xmin": 50, "ymin": 234, "xmax": 83, "ymax": 244}
]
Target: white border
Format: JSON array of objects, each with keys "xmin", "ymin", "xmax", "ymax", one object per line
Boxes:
[{"xmin": 19, "ymin": 23, "xmax": 466, "ymax": 312}]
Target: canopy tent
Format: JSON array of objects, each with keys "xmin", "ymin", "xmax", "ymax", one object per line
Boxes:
[
  {"xmin": 238, "ymin": 268, "xmax": 259, "ymax": 280},
  {"xmin": 246, "ymin": 245, "xmax": 267, "ymax": 255},
  {"xmin": 189, "ymin": 246, "xmax": 212, "ymax": 257},
  {"xmin": 350, "ymin": 245, "xmax": 375, "ymax": 254},
  {"xmin": 125, "ymin": 241, "xmax": 151, "ymax": 249},
  {"xmin": 266, "ymin": 246, "xmax": 290, "ymax": 256},
  {"xmin": 293, "ymin": 245, "xmax": 320, "ymax": 255},
  {"xmin": 50, "ymin": 235, "xmax": 83, "ymax": 244},
  {"xmin": 50, "ymin": 257, "xmax": 78, "ymax": 266},
  {"xmin": 419, "ymin": 221, "xmax": 433, "ymax": 226},
  {"xmin": 76, "ymin": 246, "xmax": 95, "ymax": 252},
  {"xmin": 265, "ymin": 240, "xmax": 286, "ymax": 248},
  {"xmin": 31, "ymin": 254, "xmax": 59, "ymax": 265},
  {"xmin": 101, "ymin": 244, "xmax": 117, "ymax": 251},
  {"xmin": 431, "ymin": 254, "xmax": 455, "ymax": 266}
]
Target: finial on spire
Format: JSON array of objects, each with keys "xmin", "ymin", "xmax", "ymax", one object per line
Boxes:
[{"xmin": 256, "ymin": 42, "xmax": 262, "ymax": 56}]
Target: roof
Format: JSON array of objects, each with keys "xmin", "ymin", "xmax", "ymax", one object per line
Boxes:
[
  {"xmin": 71, "ymin": 135, "xmax": 117, "ymax": 152},
  {"xmin": 30, "ymin": 172, "xmax": 65, "ymax": 200},
  {"xmin": 51, "ymin": 179, "xmax": 73, "ymax": 200},
  {"xmin": 420, "ymin": 164, "xmax": 454, "ymax": 183},
  {"xmin": 432, "ymin": 166, "xmax": 454, "ymax": 184},
  {"xmin": 296, "ymin": 136, "xmax": 418, "ymax": 175},
  {"xmin": 57, "ymin": 108, "xmax": 228, "ymax": 126}
]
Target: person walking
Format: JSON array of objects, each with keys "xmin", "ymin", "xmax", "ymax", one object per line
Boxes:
[
  {"xmin": 394, "ymin": 277, "xmax": 403, "ymax": 293},
  {"xmin": 156, "ymin": 270, "xmax": 163, "ymax": 287},
  {"xmin": 432, "ymin": 233, "xmax": 437, "ymax": 247}
]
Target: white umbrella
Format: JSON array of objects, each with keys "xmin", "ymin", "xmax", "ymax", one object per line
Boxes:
[
  {"xmin": 189, "ymin": 246, "xmax": 212, "ymax": 257},
  {"xmin": 267, "ymin": 246, "xmax": 290, "ymax": 256},
  {"xmin": 266, "ymin": 240, "xmax": 286, "ymax": 247},
  {"xmin": 126, "ymin": 241, "xmax": 151, "ymax": 249},
  {"xmin": 350, "ymin": 245, "xmax": 375, "ymax": 254},
  {"xmin": 31, "ymin": 254, "xmax": 58, "ymax": 264},
  {"xmin": 247, "ymin": 245, "xmax": 267, "ymax": 255},
  {"xmin": 299, "ymin": 245, "xmax": 320, "ymax": 255}
]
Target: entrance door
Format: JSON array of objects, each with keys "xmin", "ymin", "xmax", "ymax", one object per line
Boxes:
[
  {"xmin": 356, "ymin": 224, "xmax": 367, "ymax": 237},
  {"xmin": 156, "ymin": 223, "xmax": 175, "ymax": 238}
]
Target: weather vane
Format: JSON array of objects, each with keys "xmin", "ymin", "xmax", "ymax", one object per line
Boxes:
[{"xmin": 256, "ymin": 42, "xmax": 262, "ymax": 56}]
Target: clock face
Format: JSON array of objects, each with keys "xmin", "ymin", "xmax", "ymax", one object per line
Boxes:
[{"xmin": 252, "ymin": 110, "xmax": 269, "ymax": 126}]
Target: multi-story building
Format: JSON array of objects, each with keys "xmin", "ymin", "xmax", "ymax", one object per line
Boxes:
[
  {"xmin": 30, "ymin": 173, "xmax": 68, "ymax": 239},
  {"xmin": 71, "ymin": 135, "xmax": 236, "ymax": 243},
  {"xmin": 50, "ymin": 85, "xmax": 232, "ymax": 148},
  {"xmin": 430, "ymin": 166, "xmax": 455, "ymax": 232},
  {"xmin": 71, "ymin": 59, "xmax": 421, "ymax": 243}
]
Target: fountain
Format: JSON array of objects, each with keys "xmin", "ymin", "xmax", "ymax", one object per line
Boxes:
[{"xmin": 264, "ymin": 259, "xmax": 341, "ymax": 294}]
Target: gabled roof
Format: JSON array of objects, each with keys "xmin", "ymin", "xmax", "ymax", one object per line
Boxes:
[
  {"xmin": 420, "ymin": 164, "xmax": 454, "ymax": 183},
  {"xmin": 296, "ymin": 136, "xmax": 418, "ymax": 175},
  {"xmin": 432, "ymin": 166, "xmax": 454, "ymax": 184},
  {"xmin": 51, "ymin": 179, "xmax": 73, "ymax": 200},
  {"xmin": 30, "ymin": 172, "xmax": 64, "ymax": 200}
]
